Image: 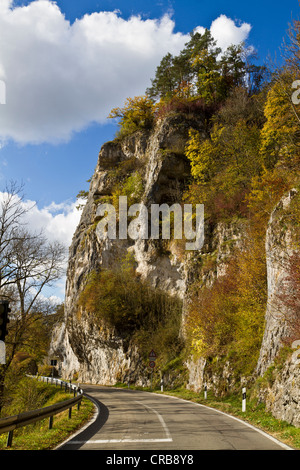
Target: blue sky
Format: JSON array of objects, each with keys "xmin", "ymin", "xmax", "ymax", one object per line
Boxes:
[
  {"xmin": 1, "ymin": 0, "xmax": 298, "ymax": 203},
  {"xmin": 0, "ymin": 0, "xmax": 298, "ymax": 300}
]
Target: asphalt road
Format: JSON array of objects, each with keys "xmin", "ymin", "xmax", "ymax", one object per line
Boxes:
[{"xmin": 57, "ymin": 385, "xmax": 291, "ymax": 451}]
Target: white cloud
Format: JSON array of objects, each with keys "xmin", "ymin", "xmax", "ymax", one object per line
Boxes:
[
  {"xmin": 0, "ymin": 1, "xmax": 190, "ymax": 144},
  {"xmin": 0, "ymin": 190, "xmax": 85, "ymax": 301},
  {"xmin": 27, "ymin": 198, "xmax": 85, "ymax": 301},
  {"xmin": 210, "ymin": 14, "xmax": 251, "ymax": 51},
  {"xmin": 0, "ymin": 1, "xmax": 251, "ymax": 145},
  {"xmin": 0, "ymin": 190, "xmax": 84, "ymax": 246},
  {"xmin": 22, "ymin": 197, "xmax": 85, "ymax": 247}
]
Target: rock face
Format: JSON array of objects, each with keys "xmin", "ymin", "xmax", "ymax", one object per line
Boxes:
[
  {"xmin": 51, "ymin": 114, "xmax": 205, "ymax": 384},
  {"xmin": 258, "ymin": 353, "xmax": 300, "ymax": 427},
  {"xmin": 50, "ymin": 114, "xmax": 300, "ymax": 426},
  {"xmin": 255, "ymin": 189, "xmax": 300, "ymax": 427},
  {"xmin": 257, "ymin": 189, "xmax": 298, "ymax": 375}
]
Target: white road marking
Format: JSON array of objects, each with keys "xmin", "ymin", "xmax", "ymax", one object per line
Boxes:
[
  {"xmin": 134, "ymin": 400, "xmax": 172, "ymax": 441},
  {"xmin": 148, "ymin": 392, "xmax": 293, "ymax": 450},
  {"xmin": 67, "ymin": 438, "xmax": 172, "ymax": 444},
  {"xmin": 65, "ymin": 399, "xmax": 173, "ymax": 446}
]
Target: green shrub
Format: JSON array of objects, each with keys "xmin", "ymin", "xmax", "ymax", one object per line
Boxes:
[{"xmin": 78, "ymin": 261, "xmax": 183, "ymax": 367}]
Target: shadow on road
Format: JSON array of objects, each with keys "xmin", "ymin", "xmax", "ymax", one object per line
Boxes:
[{"xmin": 57, "ymin": 391, "xmax": 109, "ymax": 450}]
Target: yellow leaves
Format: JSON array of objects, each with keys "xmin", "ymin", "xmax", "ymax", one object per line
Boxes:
[
  {"xmin": 247, "ymin": 166, "xmax": 292, "ymax": 225},
  {"xmin": 185, "ymin": 129, "xmax": 212, "ymax": 182},
  {"xmin": 108, "ymin": 95, "xmax": 156, "ymax": 137},
  {"xmin": 185, "ymin": 127, "xmax": 223, "ymax": 182},
  {"xmin": 185, "ymin": 267, "xmax": 238, "ymax": 358},
  {"xmin": 108, "ymin": 95, "xmax": 154, "ymax": 119},
  {"xmin": 260, "ymin": 77, "xmax": 300, "ymax": 166},
  {"xmin": 185, "ymin": 223, "xmax": 268, "ymax": 373},
  {"xmin": 185, "ymin": 116, "xmax": 262, "ymax": 198},
  {"xmin": 191, "ymin": 48, "xmax": 209, "ymax": 67},
  {"xmin": 190, "ymin": 328, "xmax": 206, "ymax": 356}
]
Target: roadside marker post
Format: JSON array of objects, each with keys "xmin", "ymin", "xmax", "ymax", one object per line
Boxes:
[
  {"xmin": 204, "ymin": 383, "xmax": 207, "ymax": 400},
  {"xmin": 242, "ymin": 387, "xmax": 246, "ymax": 412}
]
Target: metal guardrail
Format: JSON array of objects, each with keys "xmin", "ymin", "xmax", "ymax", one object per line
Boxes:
[
  {"xmin": 0, "ymin": 376, "xmax": 83, "ymax": 447},
  {"xmin": 38, "ymin": 375, "xmax": 81, "ymax": 392}
]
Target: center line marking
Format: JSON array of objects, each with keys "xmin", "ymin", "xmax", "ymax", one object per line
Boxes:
[
  {"xmin": 134, "ymin": 400, "xmax": 172, "ymax": 441},
  {"xmin": 66, "ymin": 398, "xmax": 173, "ymax": 446}
]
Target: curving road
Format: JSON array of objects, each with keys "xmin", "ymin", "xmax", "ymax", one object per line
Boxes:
[{"xmin": 57, "ymin": 385, "xmax": 292, "ymax": 451}]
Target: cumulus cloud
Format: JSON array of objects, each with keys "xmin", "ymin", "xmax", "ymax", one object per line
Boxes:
[
  {"xmin": 0, "ymin": 191, "xmax": 85, "ymax": 301},
  {"xmin": 0, "ymin": 1, "xmax": 252, "ymax": 145},
  {"xmin": 0, "ymin": 1, "xmax": 190, "ymax": 144},
  {"xmin": 0, "ymin": 189, "xmax": 84, "ymax": 246},
  {"xmin": 22, "ymin": 197, "xmax": 85, "ymax": 247},
  {"xmin": 210, "ymin": 14, "xmax": 251, "ymax": 50}
]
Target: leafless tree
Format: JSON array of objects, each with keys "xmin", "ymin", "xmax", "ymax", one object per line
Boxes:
[{"xmin": 0, "ymin": 182, "xmax": 66, "ymax": 413}]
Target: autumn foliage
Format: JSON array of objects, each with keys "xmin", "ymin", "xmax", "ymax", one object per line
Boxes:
[
  {"xmin": 78, "ymin": 257, "xmax": 183, "ymax": 365},
  {"xmin": 185, "ymin": 224, "xmax": 268, "ymax": 376},
  {"xmin": 104, "ymin": 21, "xmax": 300, "ymax": 379}
]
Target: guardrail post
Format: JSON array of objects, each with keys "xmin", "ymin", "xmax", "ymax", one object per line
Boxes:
[
  {"xmin": 68, "ymin": 407, "xmax": 72, "ymax": 419},
  {"xmin": 49, "ymin": 415, "xmax": 53, "ymax": 429},
  {"xmin": 7, "ymin": 430, "xmax": 13, "ymax": 447}
]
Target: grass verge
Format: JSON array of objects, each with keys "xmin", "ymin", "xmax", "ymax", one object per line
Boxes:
[{"xmin": 0, "ymin": 384, "xmax": 95, "ymax": 450}]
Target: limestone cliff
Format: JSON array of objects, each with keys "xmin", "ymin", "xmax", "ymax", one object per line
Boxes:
[
  {"xmin": 51, "ymin": 112, "xmax": 240, "ymax": 383},
  {"xmin": 51, "ymin": 113, "xmax": 204, "ymax": 385},
  {"xmin": 257, "ymin": 189, "xmax": 299, "ymax": 375},
  {"xmin": 255, "ymin": 189, "xmax": 300, "ymax": 426},
  {"xmin": 50, "ymin": 114, "xmax": 300, "ymax": 426}
]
